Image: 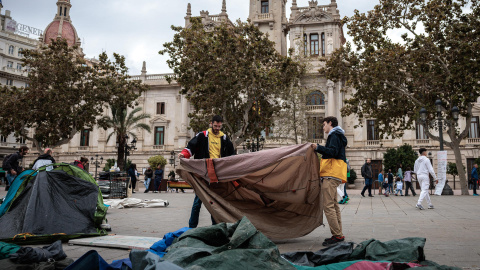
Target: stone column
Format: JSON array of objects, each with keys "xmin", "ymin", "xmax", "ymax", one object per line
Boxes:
[{"xmin": 327, "ymin": 80, "xmax": 335, "ymax": 117}]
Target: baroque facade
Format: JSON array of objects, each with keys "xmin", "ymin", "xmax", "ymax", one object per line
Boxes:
[{"xmin": 11, "ymin": 0, "xmax": 480, "ymax": 187}]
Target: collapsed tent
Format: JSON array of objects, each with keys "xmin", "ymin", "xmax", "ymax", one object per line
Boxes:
[
  {"xmin": 176, "ymin": 143, "xmax": 322, "ymax": 239},
  {"xmin": 0, "ymin": 164, "xmax": 108, "ymax": 242}
]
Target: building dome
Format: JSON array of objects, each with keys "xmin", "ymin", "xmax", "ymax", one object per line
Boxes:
[
  {"xmin": 43, "ymin": 20, "xmax": 77, "ymax": 46},
  {"xmin": 40, "ymin": 0, "xmax": 81, "ymax": 49}
]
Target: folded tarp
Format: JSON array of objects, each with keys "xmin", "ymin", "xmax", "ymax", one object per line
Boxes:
[
  {"xmin": 103, "ymin": 198, "xmax": 169, "ymax": 209},
  {"xmin": 161, "ymin": 216, "xmax": 296, "ymax": 270},
  {"xmin": 177, "ymin": 143, "xmax": 322, "ymax": 239}
]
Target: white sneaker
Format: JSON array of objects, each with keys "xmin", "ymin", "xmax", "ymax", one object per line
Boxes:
[
  {"xmin": 428, "ymin": 205, "xmax": 434, "ymax": 209},
  {"xmin": 416, "ymin": 204, "xmax": 425, "ymax": 210}
]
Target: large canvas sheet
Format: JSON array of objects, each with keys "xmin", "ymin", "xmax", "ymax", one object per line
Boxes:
[{"xmin": 177, "ymin": 143, "xmax": 323, "ymax": 239}]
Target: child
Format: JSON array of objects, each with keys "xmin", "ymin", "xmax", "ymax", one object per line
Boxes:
[
  {"xmin": 378, "ymin": 170, "xmax": 384, "ymax": 195},
  {"xmin": 395, "ymin": 177, "xmax": 404, "ymax": 196},
  {"xmin": 383, "ymin": 180, "xmax": 390, "ymax": 197}
]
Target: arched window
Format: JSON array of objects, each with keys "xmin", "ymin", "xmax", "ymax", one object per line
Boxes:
[
  {"xmin": 306, "ymin": 91, "xmax": 325, "ymax": 105},
  {"xmin": 8, "ymin": 45, "xmax": 14, "ymax": 55}
]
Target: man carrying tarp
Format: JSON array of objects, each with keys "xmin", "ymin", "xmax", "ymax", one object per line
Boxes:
[
  {"xmin": 178, "ymin": 115, "xmax": 235, "ymax": 228},
  {"xmin": 311, "ymin": 116, "xmax": 348, "ymax": 246}
]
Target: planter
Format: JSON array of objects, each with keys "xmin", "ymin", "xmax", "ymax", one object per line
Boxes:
[{"xmin": 347, "ymin": 184, "xmax": 356, "ymax": 189}]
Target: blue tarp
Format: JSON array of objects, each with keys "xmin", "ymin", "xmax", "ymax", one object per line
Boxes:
[
  {"xmin": 0, "ymin": 170, "xmax": 35, "ymax": 217},
  {"xmin": 149, "ymin": 227, "xmax": 191, "ymax": 258}
]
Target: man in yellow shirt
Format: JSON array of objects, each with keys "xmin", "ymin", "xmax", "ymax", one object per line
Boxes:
[{"xmin": 179, "ymin": 115, "xmax": 235, "ymax": 228}]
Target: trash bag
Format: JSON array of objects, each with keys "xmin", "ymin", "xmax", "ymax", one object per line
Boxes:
[
  {"xmin": 8, "ymin": 240, "xmax": 66, "ymax": 264},
  {"xmin": 282, "ymin": 242, "xmax": 354, "ymax": 267}
]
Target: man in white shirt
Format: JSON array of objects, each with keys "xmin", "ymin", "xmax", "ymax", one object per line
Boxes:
[{"xmin": 414, "ymin": 148, "xmax": 438, "ymax": 210}]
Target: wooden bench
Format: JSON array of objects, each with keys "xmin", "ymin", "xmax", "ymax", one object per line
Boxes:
[{"xmin": 167, "ymin": 180, "xmax": 192, "ymax": 192}]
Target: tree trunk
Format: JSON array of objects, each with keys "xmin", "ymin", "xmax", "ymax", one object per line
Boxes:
[
  {"xmin": 117, "ymin": 138, "xmax": 126, "ymax": 171},
  {"xmin": 451, "ymin": 142, "xmax": 469, "ymax": 195}
]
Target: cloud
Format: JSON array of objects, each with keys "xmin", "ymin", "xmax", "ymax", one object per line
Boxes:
[{"xmin": 5, "ymin": 0, "xmax": 381, "ymax": 75}]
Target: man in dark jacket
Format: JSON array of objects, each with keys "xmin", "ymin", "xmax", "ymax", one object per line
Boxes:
[
  {"xmin": 311, "ymin": 116, "xmax": 348, "ymax": 246},
  {"xmin": 472, "ymin": 163, "xmax": 479, "ymax": 196},
  {"xmin": 4, "ymin": 146, "xmax": 29, "ymax": 185},
  {"xmin": 179, "ymin": 115, "xmax": 235, "ymax": 228},
  {"xmin": 360, "ymin": 159, "xmax": 374, "ymax": 197}
]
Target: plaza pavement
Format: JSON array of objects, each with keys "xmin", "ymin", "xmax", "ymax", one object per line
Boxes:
[{"xmin": 1, "ymin": 184, "xmax": 480, "ymax": 269}]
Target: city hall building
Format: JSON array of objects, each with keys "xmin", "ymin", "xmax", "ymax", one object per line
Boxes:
[{"xmin": 1, "ymin": 0, "xmax": 479, "ymax": 188}]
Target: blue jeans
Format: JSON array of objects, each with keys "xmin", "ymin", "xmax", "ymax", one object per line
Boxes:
[
  {"xmin": 189, "ymin": 195, "xmax": 216, "ymax": 228},
  {"xmin": 144, "ymin": 178, "xmax": 151, "ymax": 190},
  {"xmin": 6, "ymin": 173, "xmax": 16, "ymax": 186},
  {"xmin": 361, "ymin": 178, "xmax": 373, "ymax": 196},
  {"xmin": 388, "ymin": 183, "xmax": 394, "ymax": 193},
  {"xmin": 154, "ymin": 178, "xmax": 161, "ymax": 192}
]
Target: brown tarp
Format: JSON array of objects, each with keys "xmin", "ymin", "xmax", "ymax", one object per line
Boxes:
[{"xmin": 176, "ymin": 143, "xmax": 323, "ymax": 239}]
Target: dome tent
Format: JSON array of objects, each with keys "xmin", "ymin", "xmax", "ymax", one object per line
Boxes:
[{"xmin": 0, "ymin": 164, "xmax": 108, "ymax": 243}]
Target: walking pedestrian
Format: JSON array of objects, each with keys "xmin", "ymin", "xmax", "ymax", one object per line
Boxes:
[
  {"xmin": 387, "ymin": 169, "xmax": 394, "ymax": 193},
  {"xmin": 471, "ymin": 163, "xmax": 478, "ymax": 196},
  {"xmin": 414, "ymin": 148, "xmax": 438, "ymax": 210},
  {"xmin": 378, "ymin": 169, "xmax": 384, "ymax": 195},
  {"xmin": 311, "ymin": 116, "xmax": 348, "ymax": 246},
  {"xmin": 128, "ymin": 164, "xmax": 138, "ymax": 193},
  {"xmin": 404, "ymin": 167, "xmax": 416, "ymax": 196},
  {"xmin": 360, "ymin": 159, "xmax": 374, "ymax": 197},
  {"xmin": 3, "ymin": 146, "xmax": 29, "ymax": 186},
  {"xmin": 144, "ymin": 167, "xmax": 153, "ymax": 193},
  {"xmin": 154, "ymin": 164, "xmax": 164, "ymax": 193},
  {"xmin": 179, "ymin": 115, "xmax": 235, "ymax": 228}
]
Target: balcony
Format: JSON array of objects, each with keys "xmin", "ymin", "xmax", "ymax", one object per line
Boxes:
[
  {"xmin": 366, "ymin": 140, "xmax": 380, "ymax": 147},
  {"xmin": 415, "ymin": 139, "xmax": 430, "ymax": 145},
  {"xmin": 256, "ymin": 13, "xmax": 272, "ymax": 20},
  {"xmin": 312, "ymin": 139, "xmax": 323, "ymax": 144},
  {"xmin": 153, "ymin": 145, "xmax": 165, "ymax": 150},
  {"xmin": 78, "ymin": 146, "xmax": 90, "ymax": 151},
  {"xmin": 306, "ymin": 105, "xmax": 325, "ymax": 112},
  {"xmin": 467, "ymin": 138, "xmax": 480, "ymax": 145}
]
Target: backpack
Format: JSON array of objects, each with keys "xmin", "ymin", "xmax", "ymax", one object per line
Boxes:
[{"xmin": 2, "ymin": 153, "xmax": 14, "ymax": 169}]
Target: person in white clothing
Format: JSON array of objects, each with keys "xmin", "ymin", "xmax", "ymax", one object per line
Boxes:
[{"xmin": 414, "ymin": 148, "xmax": 438, "ymax": 210}]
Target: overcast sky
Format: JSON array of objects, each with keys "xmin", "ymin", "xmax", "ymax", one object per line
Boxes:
[{"xmin": 4, "ymin": 0, "xmax": 378, "ymax": 75}]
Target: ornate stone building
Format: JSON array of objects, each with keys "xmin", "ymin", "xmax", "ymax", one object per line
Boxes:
[{"xmin": 16, "ymin": 0, "xmax": 480, "ymax": 187}]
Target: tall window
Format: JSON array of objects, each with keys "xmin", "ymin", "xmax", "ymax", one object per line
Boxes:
[
  {"xmin": 154, "ymin": 126, "xmax": 165, "ymax": 145},
  {"xmin": 416, "ymin": 122, "xmax": 428, "ymax": 139},
  {"xmin": 0, "ymin": 135, "xmax": 6, "ymax": 143},
  {"xmin": 469, "ymin": 116, "xmax": 479, "ymax": 138},
  {"xmin": 17, "ymin": 64, "xmax": 22, "ymax": 70},
  {"xmin": 7, "ymin": 61, "xmax": 13, "ymax": 68},
  {"xmin": 17, "ymin": 137, "xmax": 26, "ymax": 144},
  {"xmin": 80, "ymin": 129, "xmax": 90, "ymax": 146},
  {"xmin": 308, "ymin": 117, "xmax": 323, "ymax": 140},
  {"xmin": 6, "ymin": 79, "xmax": 13, "ymax": 86},
  {"xmin": 18, "ymin": 48, "xmax": 24, "ymax": 57},
  {"xmin": 156, "ymin": 102, "xmax": 165, "ymax": 115},
  {"xmin": 64, "ymin": 7, "xmax": 67, "ymax": 16},
  {"xmin": 367, "ymin": 120, "xmax": 378, "ymax": 140},
  {"xmin": 310, "ymin": 34, "xmax": 319, "ymax": 55},
  {"xmin": 321, "ymin": 33, "xmax": 325, "ymax": 56},
  {"xmin": 306, "ymin": 91, "xmax": 325, "ymax": 105},
  {"xmin": 8, "ymin": 45, "xmax": 14, "ymax": 55},
  {"xmin": 59, "ymin": 6, "xmax": 62, "ymax": 16},
  {"xmin": 261, "ymin": 0, "xmax": 269, "ymax": 13},
  {"xmin": 303, "ymin": 34, "xmax": 307, "ymax": 56}
]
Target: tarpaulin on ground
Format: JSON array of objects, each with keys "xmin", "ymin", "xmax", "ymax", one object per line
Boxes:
[
  {"xmin": 0, "ymin": 169, "xmax": 100, "ymax": 240},
  {"xmin": 177, "ymin": 143, "xmax": 322, "ymax": 239},
  {"xmin": 149, "ymin": 227, "xmax": 190, "ymax": 258},
  {"xmin": 161, "ymin": 217, "xmax": 296, "ymax": 269},
  {"xmin": 283, "ymin": 238, "xmax": 461, "ymax": 270}
]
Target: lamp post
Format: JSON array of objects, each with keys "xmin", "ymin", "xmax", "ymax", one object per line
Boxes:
[
  {"xmin": 123, "ymin": 135, "xmax": 137, "ymax": 171},
  {"xmin": 90, "ymin": 154, "xmax": 103, "ymax": 180},
  {"xmin": 169, "ymin": 150, "xmax": 176, "ymax": 169},
  {"xmin": 243, "ymin": 136, "xmax": 265, "ymax": 152},
  {"xmin": 419, "ymin": 100, "xmax": 459, "ymax": 195}
]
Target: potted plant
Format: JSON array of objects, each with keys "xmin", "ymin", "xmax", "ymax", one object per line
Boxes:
[{"xmin": 347, "ymin": 169, "xmax": 357, "ymax": 189}]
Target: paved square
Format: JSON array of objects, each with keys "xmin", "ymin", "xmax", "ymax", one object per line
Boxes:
[{"xmin": 1, "ymin": 186, "xmax": 479, "ymax": 268}]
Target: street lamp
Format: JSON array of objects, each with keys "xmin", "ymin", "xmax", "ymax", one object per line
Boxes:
[
  {"xmin": 419, "ymin": 99, "xmax": 460, "ymax": 195},
  {"xmin": 90, "ymin": 154, "xmax": 103, "ymax": 180},
  {"xmin": 123, "ymin": 135, "xmax": 137, "ymax": 171},
  {"xmin": 169, "ymin": 150, "xmax": 176, "ymax": 169}
]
